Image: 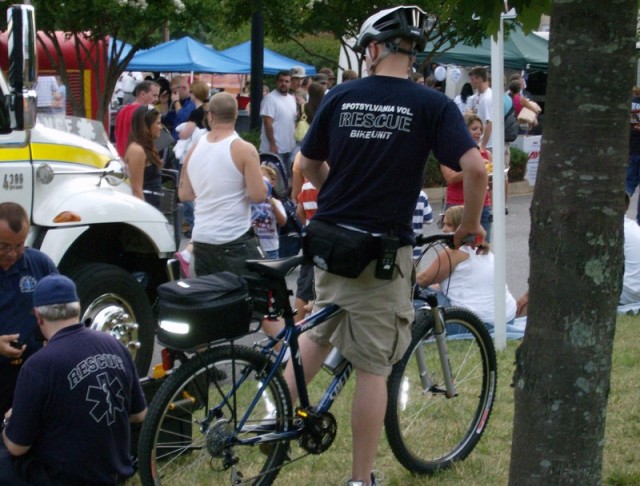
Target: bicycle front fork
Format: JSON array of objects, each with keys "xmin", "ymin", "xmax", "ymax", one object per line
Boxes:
[{"xmin": 416, "ymin": 297, "xmax": 458, "ymax": 398}]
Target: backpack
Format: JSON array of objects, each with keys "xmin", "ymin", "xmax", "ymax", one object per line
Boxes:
[{"xmin": 504, "ymin": 105, "xmax": 518, "ymax": 143}]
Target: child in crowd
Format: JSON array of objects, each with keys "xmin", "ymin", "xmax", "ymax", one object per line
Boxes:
[
  {"xmin": 252, "ymin": 166, "xmax": 287, "ymax": 259},
  {"xmin": 294, "ymin": 173, "xmax": 319, "ymax": 322},
  {"xmin": 174, "ymin": 243, "xmax": 193, "ymax": 278}
]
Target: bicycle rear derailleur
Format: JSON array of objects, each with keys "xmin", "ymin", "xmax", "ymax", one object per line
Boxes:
[{"xmin": 295, "ymin": 407, "xmax": 337, "ymax": 454}]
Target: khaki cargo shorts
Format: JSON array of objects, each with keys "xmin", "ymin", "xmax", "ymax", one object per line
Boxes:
[{"xmin": 308, "ymin": 245, "xmax": 415, "ymax": 376}]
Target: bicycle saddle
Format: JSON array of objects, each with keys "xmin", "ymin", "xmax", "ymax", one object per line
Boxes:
[{"xmin": 246, "ymin": 255, "xmax": 308, "ymax": 279}]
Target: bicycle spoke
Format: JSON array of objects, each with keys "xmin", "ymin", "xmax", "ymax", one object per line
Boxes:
[
  {"xmin": 137, "ymin": 346, "xmax": 293, "ymax": 486},
  {"xmin": 385, "ymin": 308, "xmax": 497, "ymax": 474}
]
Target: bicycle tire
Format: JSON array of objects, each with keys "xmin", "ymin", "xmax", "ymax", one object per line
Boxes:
[
  {"xmin": 385, "ymin": 306, "xmax": 497, "ymax": 474},
  {"xmin": 138, "ymin": 345, "xmax": 293, "ymax": 486}
]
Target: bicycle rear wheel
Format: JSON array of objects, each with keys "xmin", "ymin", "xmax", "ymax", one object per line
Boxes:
[
  {"xmin": 385, "ymin": 306, "xmax": 497, "ymax": 474},
  {"xmin": 137, "ymin": 345, "xmax": 293, "ymax": 486}
]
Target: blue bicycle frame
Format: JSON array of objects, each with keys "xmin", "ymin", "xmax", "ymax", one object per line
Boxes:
[{"xmin": 226, "ymin": 297, "xmax": 350, "ymax": 448}]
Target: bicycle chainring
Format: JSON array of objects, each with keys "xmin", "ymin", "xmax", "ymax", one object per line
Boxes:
[{"xmin": 297, "ymin": 409, "xmax": 337, "ymax": 454}]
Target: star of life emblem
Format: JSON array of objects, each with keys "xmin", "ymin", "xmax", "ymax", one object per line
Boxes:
[{"xmin": 86, "ymin": 372, "xmax": 125, "ymax": 425}]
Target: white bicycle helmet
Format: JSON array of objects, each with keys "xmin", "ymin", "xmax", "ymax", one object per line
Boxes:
[{"xmin": 355, "ymin": 5, "xmax": 428, "ymax": 54}]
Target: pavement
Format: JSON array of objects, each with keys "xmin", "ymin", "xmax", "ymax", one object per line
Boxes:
[{"xmin": 424, "ymin": 180, "xmax": 533, "ymax": 205}]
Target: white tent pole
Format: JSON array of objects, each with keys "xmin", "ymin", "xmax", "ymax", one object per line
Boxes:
[{"xmin": 491, "ymin": 14, "xmax": 507, "ymax": 351}]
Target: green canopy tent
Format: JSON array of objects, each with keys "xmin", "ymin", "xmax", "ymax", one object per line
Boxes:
[{"xmin": 418, "ymin": 25, "xmax": 548, "ymax": 72}]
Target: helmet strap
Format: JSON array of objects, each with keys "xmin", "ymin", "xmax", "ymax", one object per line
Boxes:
[
  {"xmin": 368, "ymin": 42, "xmax": 415, "ymax": 75},
  {"xmin": 384, "ymin": 40, "xmax": 417, "ymax": 57},
  {"xmin": 367, "ymin": 44, "xmax": 386, "ymax": 75}
]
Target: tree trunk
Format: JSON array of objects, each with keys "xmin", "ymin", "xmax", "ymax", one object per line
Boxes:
[{"xmin": 509, "ymin": 1, "xmax": 636, "ymax": 484}]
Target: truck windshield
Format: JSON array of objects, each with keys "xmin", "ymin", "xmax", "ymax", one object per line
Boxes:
[
  {"xmin": 36, "ymin": 115, "xmax": 112, "ymax": 149},
  {"xmin": 0, "ymin": 96, "xmax": 11, "ymax": 134}
]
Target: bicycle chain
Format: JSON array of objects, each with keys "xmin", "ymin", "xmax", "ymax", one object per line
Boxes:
[
  {"xmin": 230, "ymin": 410, "xmax": 337, "ymax": 483},
  {"xmin": 230, "ymin": 446, "xmax": 311, "ymax": 485}
]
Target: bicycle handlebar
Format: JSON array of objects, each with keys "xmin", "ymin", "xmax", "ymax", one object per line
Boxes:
[{"xmin": 414, "ymin": 233, "xmax": 480, "ymax": 249}]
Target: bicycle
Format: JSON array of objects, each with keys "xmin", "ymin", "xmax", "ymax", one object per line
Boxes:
[{"xmin": 137, "ymin": 233, "xmax": 497, "ymax": 485}]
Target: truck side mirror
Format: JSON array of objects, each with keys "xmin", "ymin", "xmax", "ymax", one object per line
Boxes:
[
  {"xmin": 6, "ymin": 5, "xmax": 37, "ymax": 130},
  {"xmin": 8, "ymin": 5, "xmax": 37, "ymax": 90}
]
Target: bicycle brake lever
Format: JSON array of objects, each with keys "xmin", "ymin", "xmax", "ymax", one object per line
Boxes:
[{"xmin": 460, "ymin": 234, "xmax": 482, "ymax": 246}]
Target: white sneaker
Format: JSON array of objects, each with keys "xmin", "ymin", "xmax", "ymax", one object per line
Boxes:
[{"xmin": 346, "ymin": 471, "xmax": 383, "ymax": 486}]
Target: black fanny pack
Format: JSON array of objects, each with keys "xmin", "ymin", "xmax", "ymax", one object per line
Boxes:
[{"xmin": 303, "ymin": 219, "xmax": 378, "ymax": 278}]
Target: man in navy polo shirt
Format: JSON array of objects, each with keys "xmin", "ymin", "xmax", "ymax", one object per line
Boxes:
[
  {"xmin": 0, "ymin": 202, "xmax": 57, "ymax": 417},
  {"xmin": 1, "ymin": 275, "xmax": 147, "ymax": 485},
  {"xmin": 285, "ymin": 7, "xmax": 487, "ymax": 485}
]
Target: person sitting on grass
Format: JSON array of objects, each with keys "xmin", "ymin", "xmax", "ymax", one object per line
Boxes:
[{"xmin": 416, "ymin": 205, "xmax": 517, "ymax": 331}]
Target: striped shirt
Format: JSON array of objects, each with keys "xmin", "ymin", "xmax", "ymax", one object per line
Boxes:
[
  {"xmin": 412, "ymin": 190, "xmax": 433, "ymax": 259},
  {"xmin": 298, "ymin": 181, "xmax": 319, "ymax": 224}
]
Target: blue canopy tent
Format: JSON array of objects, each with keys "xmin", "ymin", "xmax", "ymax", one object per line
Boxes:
[
  {"xmin": 126, "ymin": 36, "xmax": 251, "ymax": 73},
  {"xmin": 109, "ymin": 38, "xmax": 133, "ymax": 63},
  {"xmin": 220, "ymin": 41, "xmax": 316, "ymax": 76}
]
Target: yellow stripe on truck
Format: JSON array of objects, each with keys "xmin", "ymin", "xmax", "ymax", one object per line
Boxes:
[
  {"xmin": 30, "ymin": 143, "xmax": 110, "ymax": 168},
  {"xmin": 0, "ymin": 146, "xmax": 31, "ymax": 162}
]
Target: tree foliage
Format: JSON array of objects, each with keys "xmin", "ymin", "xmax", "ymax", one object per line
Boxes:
[
  {"xmin": 30, "ymin": 0, "xmax": 220, "ymax": 121},
  {"xmin": 26, "ymin": 0, "xmax": 549, "ymax": 119},
  {"xmin": 212, "ymin": 1, "xmax": 552, "ymax": 75},
  {"xmin": 27, "ymin": 0, "xmax": 555, "ymax": 122}
]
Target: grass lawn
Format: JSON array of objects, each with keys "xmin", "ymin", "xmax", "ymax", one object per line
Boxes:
[{"xmin": 131, "ymin": 314, "xmax": 640, "ymax": 486}]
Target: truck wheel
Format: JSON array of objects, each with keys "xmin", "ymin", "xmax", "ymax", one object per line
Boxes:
[{"xmin": 68, "ymin": 263, "xmax": 155, "ymax": 376}]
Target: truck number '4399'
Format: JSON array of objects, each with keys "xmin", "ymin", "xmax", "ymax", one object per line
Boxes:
[{"xmin": 3, "ymin": 173, "xmax": 24, "ymax": 190}]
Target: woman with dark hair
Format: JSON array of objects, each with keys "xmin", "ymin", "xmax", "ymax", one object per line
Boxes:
[
  {"xmin": 124, "ymin": 105, "xmax": 164, "ymax": 208},
  {"xmin": 154, "ymin": 76, "xmax": 171, "ymax": 117},
  {"xmin": 454, "ymin": 82, "xmax": 475, "ymax": 114},
  {"xmin": 302, "ymin": 81, "xmax": 326, "ymax": 127}
]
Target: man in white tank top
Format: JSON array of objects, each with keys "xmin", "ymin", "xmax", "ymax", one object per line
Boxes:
[{"xmin": 178, "ymin": 92, "xmax": 268, "ymax": 277}]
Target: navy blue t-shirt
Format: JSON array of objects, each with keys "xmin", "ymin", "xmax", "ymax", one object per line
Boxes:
[
  {"xmin": 0, "ymin": 248, "xmax": 57, "ymax": 365},
  {"xmin": 6, "ymin": 324, "xmax": 147, "ymax": 484},
  {"xmin": 301, "ymin": 75, "xmax": 477, "ymax": 245},
  {"xmin": 630, "ymin": 95, "xmax": 640, "ymax": 155}
]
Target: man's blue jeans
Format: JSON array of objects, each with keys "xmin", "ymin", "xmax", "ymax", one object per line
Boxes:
[{"xmin": 626, "ymin": 154, "xmax": 640, "ymax": 224}]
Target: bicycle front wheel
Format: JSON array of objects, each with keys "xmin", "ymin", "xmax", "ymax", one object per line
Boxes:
[
  {"xmin": 385, "ymin": 306, "xmax": 497, "ymax": 474},
  {"xmin": 138, "ymin": 345, "xmax": 293, "ymax": 486}
]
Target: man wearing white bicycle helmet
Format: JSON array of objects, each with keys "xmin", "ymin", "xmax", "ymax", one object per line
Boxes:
[{"xmin": 286, "ymin": 6, "xmax": 487, "ymax": 485}]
